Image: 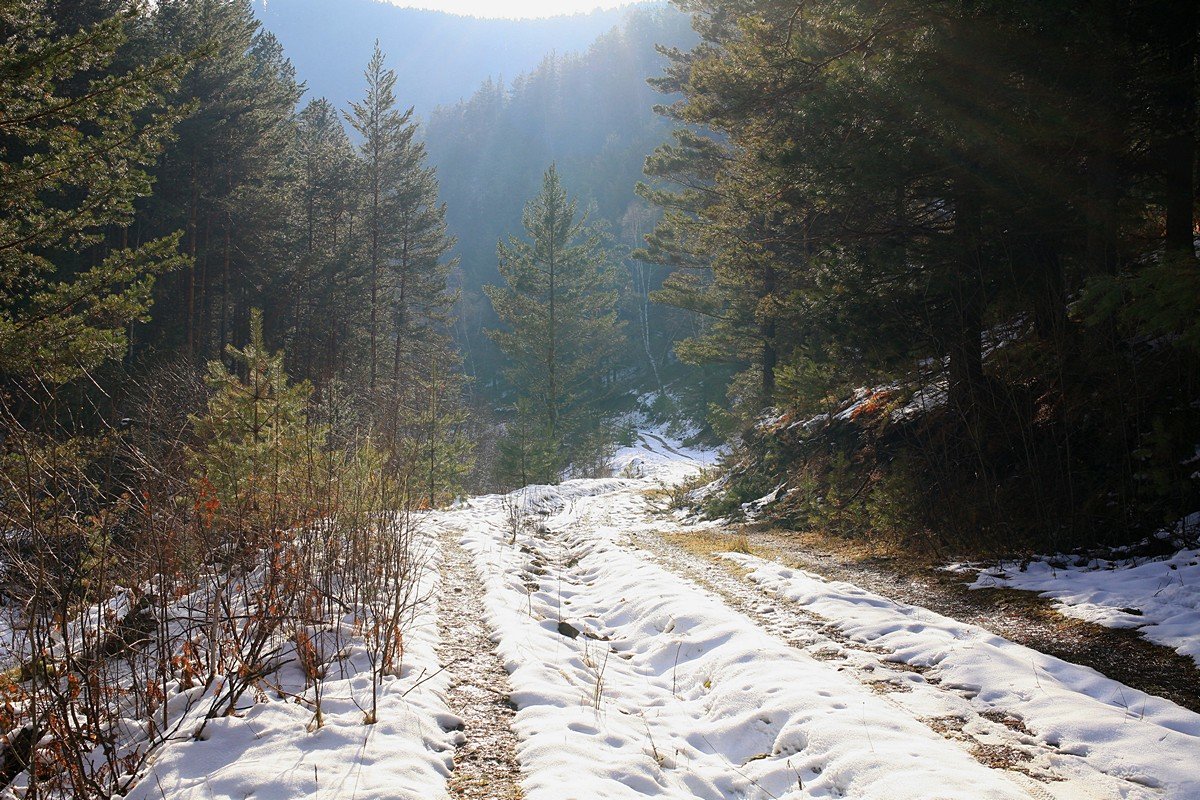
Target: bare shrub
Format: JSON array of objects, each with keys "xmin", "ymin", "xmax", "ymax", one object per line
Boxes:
[{"xmin": 0, "ymin": 338, "xmax": 435, "ymax": 797}]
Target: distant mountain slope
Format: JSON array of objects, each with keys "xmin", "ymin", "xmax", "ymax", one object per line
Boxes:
[
  {"xmin": 252, "ymin": 0, "xmax": 657, "ymax": 113},
  {"xmin": 423, "ymin": 4, "xmax": 697, "ymax": 389}
]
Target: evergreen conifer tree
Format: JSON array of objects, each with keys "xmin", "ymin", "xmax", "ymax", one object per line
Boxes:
[
  {"xmin": 387, "ymin": 136, "xmax": 456, "ymax": 387},
  {"xmin": 284, "ymin": 96, "xmax": 363, "ymax": 387},
  {"xmin": 383, "ymin": 112, "xmax": 459, "ymax": 460},
  {"xmin": 486, "ymin": 166, "xmax": 623, "ymax": 484},
  {"xmin": 0, "ymin": 0, "xmax": 187, "ymax": 384},
  {"xmin": 345, "ymin": 41, "xmax": 411, "ymax": 391},
  {"xmin": 341, "ymin": 43, "xmax": 467, "ymax": 490},
  {"xmin": 139, "ymin": 0, "xmax": 302, "ymax": 361},
  {"xmin": 394, "ymin": 348, "xmax": 473, "ymax": 506},
  {"xmin": 190, "ymin": 309, "xmax": 324, "ymax": 533}
]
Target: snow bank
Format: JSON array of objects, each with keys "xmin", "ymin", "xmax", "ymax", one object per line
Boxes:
[
  {"xmin": 967, "ymin": 534, "xmax": 1200, "ymax": 666},
  {"xmin": 729, "ymin": 554, "xmax": 1200, "ymax": 798},
  {"xmin": 127, "ymin": 535, "xmax": 457, "ymax": 800},
  {"xmin": 609, "ymin": 424, "xmax": 720, "ymax": 484}
]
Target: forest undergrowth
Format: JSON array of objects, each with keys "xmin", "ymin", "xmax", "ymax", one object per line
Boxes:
[
  {"xmin": 695, "ymin": 316, "xmax": 1200, "ymax": 559},
  {"xmin": 0, "ymin": 316, "xmax": 435, "ymax": 798}
]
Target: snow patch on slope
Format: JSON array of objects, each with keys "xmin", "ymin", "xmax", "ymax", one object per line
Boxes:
[
  {"xmin": 609, "ymin": 423, "xmax": 720, "ymax": 484},
  {"xmin": 965, "ymin": 517, "xmax": 1200, "ymax": 666}
]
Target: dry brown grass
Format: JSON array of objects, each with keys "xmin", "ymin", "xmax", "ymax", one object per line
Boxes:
[
  {"xmin": 746, "ymin": 523, "xmax": 944, "ymax": 574},
  {"xmin": 659, "ymin": 529, "xmax": 757, "ymax": 559}
]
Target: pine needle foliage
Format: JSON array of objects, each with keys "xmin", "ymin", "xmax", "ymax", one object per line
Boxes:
[
  {"xmin": 486, "ymin": 165, "xmax": 624, "ymax": 485},
  {"xmin": 190, "ymin": 309, "xmax": 325, "ymax": 534},
  {"xmin": 0, "ymin": 0, "xmax": 189, "ymax": 384}
]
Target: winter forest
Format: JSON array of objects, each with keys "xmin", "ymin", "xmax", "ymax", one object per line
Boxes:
[{"xmin": 0, "ymin": 0, "xmax": 1198, "ymax": 797}]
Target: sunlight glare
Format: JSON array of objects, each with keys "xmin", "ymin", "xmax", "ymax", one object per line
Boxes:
[{"xmin": 382, "ymin": 1, "xmax": 633, "ymax": 20}]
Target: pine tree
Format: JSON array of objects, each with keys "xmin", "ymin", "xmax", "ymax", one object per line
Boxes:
[
  {"xmin": 392, "ymin": 345, "xmax": 473, "ymax": 506},
  {"xmin": 0, "ymin": 0, "xmax": 188, "ymax": 384},
  {"xmin": 190, "ymin": 309, "xmax": 324, "ymax": 533},
  {"xmin": 639, "ymin": 126, "xmax": 782, "ymax": 420},
  {"xmin": 382, "ymin": 110, "xmax": 458, "ymax": 457},
  {"xmin": 345, "ymin": 41, "xmax": 411, "ymax": 391},
  {"xmin": 642, "ymin": 0, "xmax": 1105, "ymax": 419},
  {"xmin": 486, "ymin": 166, "xmax": 624, "ymax": 484},
  {"xmin": 422, "ymin": 7, "xmax": 697, "ymax": 400},
  {"xmin": 138, "ymin": 0, "xmax": 303, "ymax": 362},
  {"xmin": 642, "ymin": 0, "xmax": 1199, "ymax": 543},
  {"xmin": 494, "ymin": 396, "xmax": 557, "ymax": 489},
  {"xmin": 387, "ymin": 135, "xmax": 456, "ymax": 389},
  {"xmin": 343, "ymin": 43, "xmax": 466, "ymax": 486},
  {"xmin": 284, "ymin": 96, "xmax": 363, "ymax": 387}
]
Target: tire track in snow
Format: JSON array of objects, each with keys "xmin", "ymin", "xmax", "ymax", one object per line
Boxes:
[
  {"xmin": 448, "ymin": 482, "xmax": 1037, "ymax": 800},
  {"xmin": 638, "ymin": 432, "xmax": 687, "ymax": 459},
  {"xmin": 632, "ymin": 531, "xmax": 1072, "ymax": 790},
  {"xmin": 633, "ymin": 525, "xmax": 1191, "ymax": 799},
  {"xmin": 438, "ymin": 529, "xmax": 525, "ymax": 800}
]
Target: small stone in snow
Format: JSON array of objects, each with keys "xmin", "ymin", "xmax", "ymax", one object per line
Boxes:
[{"xmin": 557, "ymin": 621, "xmax": 580, "ymax": 639}]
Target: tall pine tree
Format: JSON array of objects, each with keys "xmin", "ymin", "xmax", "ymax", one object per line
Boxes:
[
  {"xmin": 282, "ymin": 96, "xmax": 363, "ymax": 389},
  {"xmin": 486, "ymin": 166, "xmax": 624, "ymax": 485},
  {"xmin": 345, "ymin": 41, "xmax": 410, "ymax": 392},
  {"xmin": 138, "ymin": 0, "xmax": 302, "ymax": 362}
]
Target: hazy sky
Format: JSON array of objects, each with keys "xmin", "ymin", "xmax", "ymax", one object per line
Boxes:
[{"xmin": 384, "ymin": 1, "xmax": 633, "ymax": 19}]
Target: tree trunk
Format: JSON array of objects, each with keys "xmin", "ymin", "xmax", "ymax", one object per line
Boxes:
[
  {"xmin": 220, "ymin": 215, "xmax": 231, "ymax": 356},
  {"xmin": 392, "ymin": 232, "xmax": 410, "ymax": 387},
  {"xmin": 369, "ymin": 202, "xmax": 379, "ymax": 391},
  {"xmin": 186, "ymin": 185, "xmax": 197, "ymax": 361},
  {"xmin": 369, "ymin": 130, "xmax": 381, "ymax": 392},
  {"xmin": 760, "ymin": 259, "xmax": 777, "ymax": 406},
  {"xmin": 547, "ymin": 218, "xmax": 558, "ymax": 440},
  {"xmin": 1031, "ymin": 235, "xmax": 1066, "ymax": 343},
  {"xmin": 197, "ymin": 212, "xmax": 211, "ymax": 361},
  {"xmin": 948, "ymin": 173, "xmax": 985, "ymax": 415}
]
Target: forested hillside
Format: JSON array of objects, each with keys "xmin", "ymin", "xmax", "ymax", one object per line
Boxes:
[
  {"xmin": 642, "ymin": 0, "xmax": 1200, "ymax": 550},
  {"xmin": 252, "ymin": 0, "xmax": 645, "ymax": 114},
  {"xmin": 424, "ymin": 4, "xmax": 697, "ymax": 398},
  {"xmin": 254, "ymin": 0, "xmax": 706, "ymax": 430}
]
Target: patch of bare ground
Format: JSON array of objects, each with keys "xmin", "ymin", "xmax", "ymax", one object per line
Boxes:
[
  {"xmin": 438, "ymin": 531, "xmax": 524, "ymax": 800},
  {"xmin": 971, "ymin": 743, "xmax": 1036, "ymax": 770}
]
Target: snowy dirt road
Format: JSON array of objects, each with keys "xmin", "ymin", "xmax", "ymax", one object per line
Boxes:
[
  {"xmin": 427, "ymin": 432, "xmax": 1200, "ymax": 800},
  {"xmin": 133, "ymin": 431, "xmax": 1199, "ymax": 800}
]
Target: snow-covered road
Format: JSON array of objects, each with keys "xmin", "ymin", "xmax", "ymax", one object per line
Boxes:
[
  {"xmin": 132, "ymin": 431, "xmax": 1200, "ymax": 800},
  {"xmin": 431, "ymin": 432, "xmax": 1200, "ymax": 800}
]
